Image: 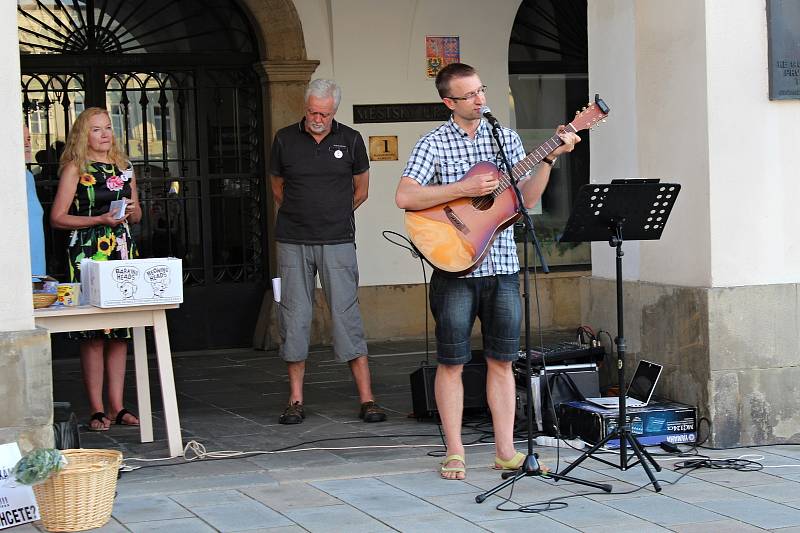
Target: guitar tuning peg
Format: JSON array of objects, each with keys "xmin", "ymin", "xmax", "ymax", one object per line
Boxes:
[
  {"xmin": 582, "ymin": 106, "xmax": 587, "ymax": 111},
  {"xmin": 575, "ymin": 110, "xmax": 580, "ymax": 116}
]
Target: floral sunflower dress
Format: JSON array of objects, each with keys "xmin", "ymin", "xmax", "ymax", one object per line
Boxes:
[{"xmin": 67, "ymin": 161, "xmax": 138, "ymax": 340}]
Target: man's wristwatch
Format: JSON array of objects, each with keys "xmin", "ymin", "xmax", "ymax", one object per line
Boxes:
[{"xmin": 542, "ymin": 156, "xmax": 557, "ymax": 166}]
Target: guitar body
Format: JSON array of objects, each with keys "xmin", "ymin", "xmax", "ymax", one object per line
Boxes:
[{"xmin": 405, "ymin": 162, "xmax": 520, "ymax": 275}]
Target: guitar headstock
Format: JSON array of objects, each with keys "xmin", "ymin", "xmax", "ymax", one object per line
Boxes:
[{"xmin": 568, "ymin": 94, "xmax": 610, "ymax": 132}]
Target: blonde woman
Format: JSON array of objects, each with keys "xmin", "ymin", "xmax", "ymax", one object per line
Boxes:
[{"xmin": 50, "ymin": 107, "xmax": 142, "ymax": 431}]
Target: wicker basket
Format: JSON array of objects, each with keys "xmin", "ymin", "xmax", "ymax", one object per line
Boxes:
[
  {"xmin": 33, "ymin": 449, "xmax": 122, "ymax": 532},
  {"xmin": 32, "ymin": 275, "xmax": 59, "ymax": 309},
  {"xmin": 33, "ymin": 292, "xmax": 58, "ymax": 309}
]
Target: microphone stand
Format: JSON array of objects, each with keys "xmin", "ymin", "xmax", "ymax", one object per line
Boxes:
[{"xmin": 476, "ymin": 119, "xmax": 611, "ymax": 503}]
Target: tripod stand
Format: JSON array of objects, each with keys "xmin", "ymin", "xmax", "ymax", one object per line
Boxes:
[
  {"xmin": 555, "ymin": 179, "xmax": 681, "ymax": 492},
  {"xmin": 476, "ymin": 120, "xmax": 612, "ymax": 504}
]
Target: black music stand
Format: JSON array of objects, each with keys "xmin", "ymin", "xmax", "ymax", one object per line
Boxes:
[{"xmin": 555, "ymin": 179, "xmax": 680, "ymax": 492}]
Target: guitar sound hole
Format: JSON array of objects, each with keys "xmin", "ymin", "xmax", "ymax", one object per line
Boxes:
[{"xmin": 472, "ymin": 195, "xmax": 494, "ymax": 211}]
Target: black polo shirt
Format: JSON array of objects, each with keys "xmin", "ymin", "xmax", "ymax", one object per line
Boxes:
[{"xmin": 269, "ymin": 119, "xmax": 370, "ymax": 244}]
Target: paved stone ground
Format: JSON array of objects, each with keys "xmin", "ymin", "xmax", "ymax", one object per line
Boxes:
[{"xmin": 20, "ymin": 339, "xmax": 800, "ymax": 532}]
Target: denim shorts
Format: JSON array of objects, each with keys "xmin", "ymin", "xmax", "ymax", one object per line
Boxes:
[{"xmin": 429, "ymin": 271, "xmax": 522, "ymax": 365}]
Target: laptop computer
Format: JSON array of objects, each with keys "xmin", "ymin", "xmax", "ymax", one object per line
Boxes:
[{"xmin": 584, "ymin": 360, "xmax": 663, "ymax": 409}]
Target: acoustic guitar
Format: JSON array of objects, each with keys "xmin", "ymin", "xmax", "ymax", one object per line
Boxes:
[{"xmin": 405, "ymin": 96, "xmax": 610, "ymax": 275}]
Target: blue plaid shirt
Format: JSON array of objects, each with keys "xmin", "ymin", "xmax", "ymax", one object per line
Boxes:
[{"xmin": 402, "ymin": 117, "xmax": 527, "ymax": 278}]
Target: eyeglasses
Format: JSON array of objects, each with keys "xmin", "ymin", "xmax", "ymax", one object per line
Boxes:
[{"xmin": 446, "ymin": 85, "xmax": 487, "ymax": 101}]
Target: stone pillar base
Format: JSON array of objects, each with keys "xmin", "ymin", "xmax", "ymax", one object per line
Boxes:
[
  {"xmin": 581, "ymin": 276, "xmax": 800, "ymax": 447},
  {"xmin": 256, "ymin": 271, "xmax": 590, "ymax": 350},
  {"xmin": 0, "ymin": 327, "xmax": 53, "ymax": 452}
]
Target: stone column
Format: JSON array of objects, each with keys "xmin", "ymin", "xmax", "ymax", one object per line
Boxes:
[
  {"xmin": 586, "ymin": 1, "xmax": 800, "ymax": 447},
  {"xmin": 255, "ymin": 60, "xmax": 320, "ymax": 140},
  {"xmin": 0, "ymin": 329, "xmax": 53, "ymax": 451},
  {"xmin": 0, "ymin": 1, "xmax": 53, "ymax": 451},
  {"xmin": 252, "ymin": 59, "xmax": 319, "ymax": 350}
]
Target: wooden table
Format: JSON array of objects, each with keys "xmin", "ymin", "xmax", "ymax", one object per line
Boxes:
[{"xmin": 34, "ymin": 304, "xmax": 183, "ymax": 457}]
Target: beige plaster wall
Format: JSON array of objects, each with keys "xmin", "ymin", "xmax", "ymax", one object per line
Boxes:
[
  {"xmin": 588, "ymin": 0, "xmax": 712, "ymax": 288},
  {"xmin": 589, "ymin": 1, "xmax": 800, "ymax": 289},
  {"xmin": 244, "ymin": 0, "xmax": 586, "ymax": 347},
  {"xmin": 705, "ymin": 1, "xmax": 800, "ymax": 287},
  {"xmin": 291, "ymin": 0, "xmax": 524, "ymax": 288},
  {"xmin": 586, "ymin": 0, "xmax": 642, "ymax": 283}
]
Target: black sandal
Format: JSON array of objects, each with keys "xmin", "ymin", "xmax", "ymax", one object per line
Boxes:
[
  {"xmin": 113, "ymin": 408, "xmax": 139, "ymax": 426},
  {"xmin": 87, "ymin": 412, "xmax": 109, "ymax": 432}
]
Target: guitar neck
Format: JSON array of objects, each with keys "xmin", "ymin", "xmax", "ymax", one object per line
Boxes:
[{"xmin": 508, "ymin": 123, "xmax": 577, "ymax": 182}]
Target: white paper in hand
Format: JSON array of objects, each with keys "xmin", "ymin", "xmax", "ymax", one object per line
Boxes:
[
  {"xmin": 109, "ymin": 198, "xmax": 127, "ymax": 219},
  {"xmin": 272, "ymin": 277, "xmax": 281, "ymax": 302}
]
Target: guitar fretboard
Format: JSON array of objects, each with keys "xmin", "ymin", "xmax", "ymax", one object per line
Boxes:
[
  {"xmin": 483, "ymin": 123, "xmax": 577, "ymax": 203},
  {"xmin": 512, "ymin": 131, "xmax": 569, "ymax": 181}
]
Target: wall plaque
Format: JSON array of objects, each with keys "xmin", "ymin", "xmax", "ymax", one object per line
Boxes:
[
  {"xmin": 768, "ymin": 0, "xmax": 800, "ymax": 100},
  {"xmin": 353, "ymin": 103, "xmax": 450, "ymax": 124},
  {"xmin": 369, "ymin": 136, "xmax": 398, "ymax": 161}
]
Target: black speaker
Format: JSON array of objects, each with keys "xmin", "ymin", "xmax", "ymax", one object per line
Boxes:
[
  {"xmin": 515, "ymin": 364, "xmax": 600, "ymax": 436},
  {"xmin": 541, "ymin": 366, "xmax": 600, "ymax": 435},
  {"xmin": 410, "ymin": 354, "xmax": 488, "ymax": 418},
  {"xmin": 53, "ymin": 401, "xmax": 80, "ymax": 450}
]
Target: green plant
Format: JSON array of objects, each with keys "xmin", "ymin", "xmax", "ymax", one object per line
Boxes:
[{"xmin": 13, "ymin": 448, "xmax": 65, "ymax": 485}]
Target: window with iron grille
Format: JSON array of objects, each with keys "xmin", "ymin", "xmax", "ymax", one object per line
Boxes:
[{"xmin": 19, "ymin": 0, "xmax": 269, "ymax": 350}]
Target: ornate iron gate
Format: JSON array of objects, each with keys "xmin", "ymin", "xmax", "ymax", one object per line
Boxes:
[{"xmin": 19, "ymin": 0, "xmax": 268, "ymax": 350}]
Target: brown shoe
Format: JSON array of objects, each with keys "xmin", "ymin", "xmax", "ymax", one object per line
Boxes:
[
  {"xmin": 279, "ymin": 401, "xmax": 305, "ymax": 424},
  {"xmin": 359, "ymin": 401, "xmax": 387, "ymax": 423}
]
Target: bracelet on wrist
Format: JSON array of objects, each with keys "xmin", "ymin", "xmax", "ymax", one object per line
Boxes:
[{"xmin": 542, "ymin": 156, "xmax": 556, "ymax": 166}]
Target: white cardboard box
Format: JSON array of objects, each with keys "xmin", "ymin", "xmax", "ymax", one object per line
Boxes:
[
  {"xmin": 0, "ymin": 442, "xmax": 40, "ymax": 530},
  {"xmin": 81, "ymin": 258, "xmax": 183, "ymax": 308}
]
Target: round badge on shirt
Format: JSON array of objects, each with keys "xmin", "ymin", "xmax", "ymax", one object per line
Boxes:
[{"xmin": 334, "ymin": 149, "xmax": 343, "ymax": 159}]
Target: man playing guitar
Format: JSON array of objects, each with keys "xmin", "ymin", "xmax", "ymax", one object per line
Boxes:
[{"xmin": 395, "ymin": 62, "xmax": 580, "ymax": 480}]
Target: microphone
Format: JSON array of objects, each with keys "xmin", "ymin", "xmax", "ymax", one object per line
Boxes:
[{"xmin": 481, "ymin": 105, "xmax": 500, "ymax": 128}]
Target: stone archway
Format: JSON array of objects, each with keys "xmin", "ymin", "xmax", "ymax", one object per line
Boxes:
[
  {"xmin": 239, "ymin": 0, "xmax": 320, "ymax": 137},
  {"xmin": 237, "ymin": 0, "xmax": 320, "ymax": 347},
  {"xmin": 239, "ymin": 0, "xmax": 307, "ymax": 60}
]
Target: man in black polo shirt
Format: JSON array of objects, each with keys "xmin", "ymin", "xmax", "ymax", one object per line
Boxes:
[{"xmin": 269, "ymin": 79, "xmax": 386, "ymax": 425}]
